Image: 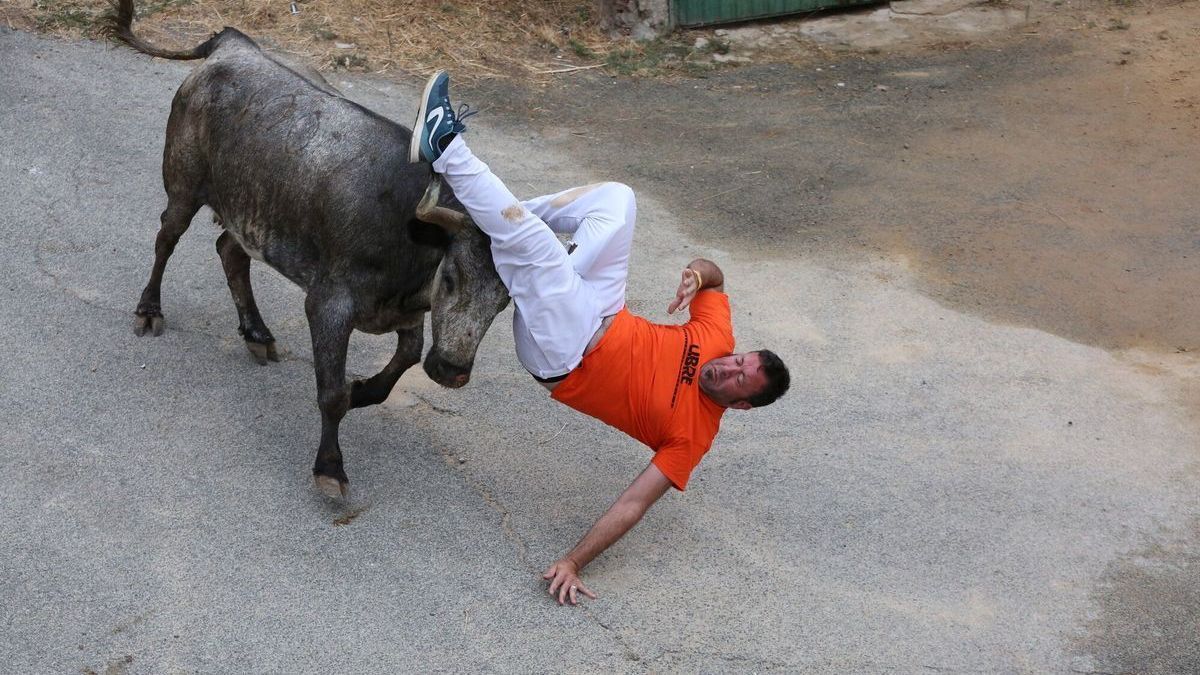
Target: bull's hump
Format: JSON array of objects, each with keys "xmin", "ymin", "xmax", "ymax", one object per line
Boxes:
[{"xmin": 212, "ymin": 27, "xmax": 260, "ymax": 53}]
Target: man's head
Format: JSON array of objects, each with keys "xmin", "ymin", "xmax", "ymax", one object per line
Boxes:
[{"xmin": 698, "ymin": 349, "xmax": 790, "ymax": 410}]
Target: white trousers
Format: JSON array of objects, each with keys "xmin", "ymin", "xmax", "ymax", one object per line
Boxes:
[{"xmin": 433, "ymin": 136, "xmax": 637, "ymax": 378}]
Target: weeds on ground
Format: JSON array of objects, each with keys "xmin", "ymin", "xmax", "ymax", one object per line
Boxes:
[
  {"xmin": 29, "ymin": 0, "xmax": 192, "ymax": 33},
  {"xmin": 140, "ymin": 0, "xmax": 195, "ymax": 17},
  {"xmin": 330, "ymin": 53, "xmax": 368, "ymax": 70},
  {"xmin": 11, "ymin": 0, "xmax": 735, "ymax": 80},
  {"xmin": 603, "ymin": 36, "xmax": 731, "ymax": 77},
  {"xmin": 31, "ymin": 0, "xmax": 102, "ymax": 32},
  {"xmin": 568, "ymin": 37, "xmax": 594, "ymax": 58}
]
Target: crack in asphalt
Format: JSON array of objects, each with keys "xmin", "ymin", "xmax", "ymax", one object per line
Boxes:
[
  {"xmin": 410, "ymin": 393, "xmax": 462, "ymax": 417},
  {"xmin": 423, "ymin": 424, "xmax": 638, "ymax": 659},
  {"xmin": 432, "ymin": 440, "xmax": 533, "ymax": 571},
  {"xmin": 644, "ymin": 647, "xmax": 794, "ymax": 670}
]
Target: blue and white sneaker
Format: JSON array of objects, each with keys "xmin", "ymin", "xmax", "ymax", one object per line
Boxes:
[{"xmin": 409, "ymin": 70, "xmax": 476, "ymax": 164}]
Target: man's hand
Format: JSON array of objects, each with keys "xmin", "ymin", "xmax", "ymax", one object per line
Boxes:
[
  {"xmin": 667, "ymin": 266, "xmax": 701, "ymax": 314},
  {"xmin": 542, "ymin": 558, "xmax": 597, "ymax": 606},
  {"xmin": 668, "ymin": 259, "xmax": 725, "ymax": 314}
]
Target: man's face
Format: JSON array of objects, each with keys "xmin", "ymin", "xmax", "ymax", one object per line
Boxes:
[{"xmin": 698, "ymin": 351, "xmax": 767, "ymax": 410}]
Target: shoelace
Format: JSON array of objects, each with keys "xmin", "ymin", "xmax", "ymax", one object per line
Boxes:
[{"xmin": 453, "ymin": 103, "xmax": 478, "ymax": 131}]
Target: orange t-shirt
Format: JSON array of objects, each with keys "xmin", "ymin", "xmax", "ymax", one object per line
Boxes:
[{"xmin": 550, "ymin": 290, "xmax": 736, "ymax": 490}]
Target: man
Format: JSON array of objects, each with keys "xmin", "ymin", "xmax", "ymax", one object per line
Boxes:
[{"xmin": 410, "ymin": 72, "xmax": 790, "ymax": 605}]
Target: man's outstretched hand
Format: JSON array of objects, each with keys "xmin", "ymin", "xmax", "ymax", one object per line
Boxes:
[
  {"xmin": 540, "ymin": 464, "xmax": 670, "ymax": 607},
  {"xmin": 542, "ymin": 559, "xmax": 597, "ymax": 606}
]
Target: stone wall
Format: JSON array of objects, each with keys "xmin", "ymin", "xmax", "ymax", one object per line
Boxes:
[{"xmin": 595, "ymin": 0, "xmax": 673, "ymax": 40}]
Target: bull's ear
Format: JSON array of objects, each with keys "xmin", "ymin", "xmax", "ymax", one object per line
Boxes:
[{"xmin": 407, "ymin": 219, "xmax": 453, "ymax": 248}]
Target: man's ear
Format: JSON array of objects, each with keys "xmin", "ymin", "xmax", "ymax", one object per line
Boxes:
[{"xmin": 730, "ymin": 400, "xmax": 753, "ymax": 411}]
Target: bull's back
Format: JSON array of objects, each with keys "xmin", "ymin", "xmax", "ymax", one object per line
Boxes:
[{"xmin": 168, "ymin": 37, "xmax": 432, "ymax": 288}]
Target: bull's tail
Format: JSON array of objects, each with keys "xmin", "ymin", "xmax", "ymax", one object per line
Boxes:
[{"xmin": 102, "ymin": 0, "xmax": 220, "ymax": 60}]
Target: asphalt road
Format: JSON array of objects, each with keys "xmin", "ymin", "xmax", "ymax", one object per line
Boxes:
[{"xmin": 2, "ymin": 27, "xmax": 1197, "ymax": 673}]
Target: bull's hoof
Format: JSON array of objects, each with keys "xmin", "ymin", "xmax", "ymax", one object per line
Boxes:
[
  {"xmin": 313, "ymin": 474, "xmax": 350, "ymax": 500},
  {"xmin": 134, "ymin": 302, "xmax": 163, "ymax": 337},
  {"xmin": 245, "ymin": 340, "xmax": 280, "ymax": 365},
  {"xmin": 133, "ymin": 314, "xmax": 164, "ymax": 336}
]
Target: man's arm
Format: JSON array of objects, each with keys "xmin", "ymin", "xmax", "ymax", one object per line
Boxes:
[
  {"xmin": 667, "ymin": 258, "xmax": 725, "ymax": 314},
  {"xmin": 542, "ymin": 462, "xmax": 673, "ymax": 605}
]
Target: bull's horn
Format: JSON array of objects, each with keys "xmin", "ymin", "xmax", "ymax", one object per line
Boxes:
[{"xmin": 416, "ymin": 176, "xmax": 471, "ymax": 234}]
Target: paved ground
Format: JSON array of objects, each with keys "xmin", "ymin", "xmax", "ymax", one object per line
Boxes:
[{"xmin": 1, "ymin": 13, "xmax": 1197, "ymax": 674}]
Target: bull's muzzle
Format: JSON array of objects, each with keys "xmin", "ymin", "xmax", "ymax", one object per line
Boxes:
[{"xmin": 423, "ymin": 350, "xmax": 471, "ymax": 388}]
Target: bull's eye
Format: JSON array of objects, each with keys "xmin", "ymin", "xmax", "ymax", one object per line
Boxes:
[{"xmin": 441, "ymin": 272, "xmax": 456, "ymax": 294}]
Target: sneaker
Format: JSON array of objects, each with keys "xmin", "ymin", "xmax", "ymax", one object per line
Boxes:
[{"xmin": 409, "ymin": 70, "xmax": 476, "ymax": 164}]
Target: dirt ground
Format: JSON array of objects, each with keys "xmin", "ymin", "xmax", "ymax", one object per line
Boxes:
[{"xmin": 461, "ymin": 1, "xmax": 1199, "ymax": 357}]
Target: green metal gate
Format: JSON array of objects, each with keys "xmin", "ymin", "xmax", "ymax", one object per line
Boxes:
[{"xmin": 674, "ymin": 0, "xmax": 878, "ymax": 27}]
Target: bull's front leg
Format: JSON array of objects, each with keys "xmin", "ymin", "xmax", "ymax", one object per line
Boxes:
[
  {"xmin": 350, "ymin": 326, "xmax": 423, "ymax": 408},
  {"xmin": 305, "ymin": 285, "xmax": 355, "ymax": 498}
]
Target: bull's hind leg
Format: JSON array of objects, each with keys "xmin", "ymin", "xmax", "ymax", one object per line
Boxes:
[
  {"xmin": 134, "ymin": 196, "xmax": 200, "ymax": 336},
  {"xmin": 215, "ymin": 231, "xmax": 279, "ymax": 364},
  {"xmin": 306, "ymin": 285, "xmax": 355, "ymax": 498},
  {"xmin": 350, "ymin": 327, "xmax": 423, "ymax": 408}
]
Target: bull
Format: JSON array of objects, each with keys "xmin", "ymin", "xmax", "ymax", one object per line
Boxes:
[{"xmin": 104, "ymin": 0, "xmax": 509, "ymax": 497}]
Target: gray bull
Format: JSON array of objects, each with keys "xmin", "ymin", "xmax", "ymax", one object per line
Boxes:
[{"xmin": 105, "ymin": 0, "xmax": 509, "ymax": 497}]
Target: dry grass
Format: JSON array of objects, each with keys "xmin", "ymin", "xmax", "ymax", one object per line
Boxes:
[{"xmin": 1, "ymin": 0, "xmax": 708, "ymax": 80}]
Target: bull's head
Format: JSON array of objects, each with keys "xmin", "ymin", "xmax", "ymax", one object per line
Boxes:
[{"xmin": 416, "ymin": 177, "xmax": 509, "ymax": 388}]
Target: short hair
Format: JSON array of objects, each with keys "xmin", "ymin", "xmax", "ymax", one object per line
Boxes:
[{"xmin": 747, "ymin": 349, "xmax": 790, "ymax": 408}]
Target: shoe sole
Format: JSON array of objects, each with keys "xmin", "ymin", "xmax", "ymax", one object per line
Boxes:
[{"xmin": 409, "ymin": 69, "xmax": 445, "ymax": 164}]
